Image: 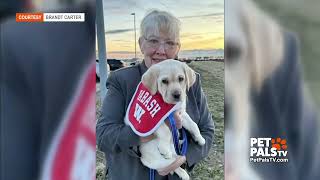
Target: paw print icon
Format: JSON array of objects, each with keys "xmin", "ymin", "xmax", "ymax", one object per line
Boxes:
[{"xmin": 271, "ymin": 138, "xmax": 287, "ymax": 151}]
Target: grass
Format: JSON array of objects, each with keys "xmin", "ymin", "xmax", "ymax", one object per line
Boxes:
[
  {"xmin": 96, "ymin": 61, "xmax": 224, "ymax": 180},
  {"xmin": 188, "ymin": 61, "xmax": 224, "ymax": 180}
]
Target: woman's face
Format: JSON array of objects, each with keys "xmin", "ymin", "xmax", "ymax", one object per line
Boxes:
[{"xmin": 139, "ymin": 31, "xmax": 180, "ymax": 68}]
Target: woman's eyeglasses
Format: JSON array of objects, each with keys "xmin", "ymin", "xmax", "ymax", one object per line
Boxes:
[{"xmin": 144, "ymin": 37, "xmax": 179, "ymax": 50}]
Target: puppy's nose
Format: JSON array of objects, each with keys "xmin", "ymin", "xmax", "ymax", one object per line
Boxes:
[{"xmin": 172, "ymin": 91, "xmax": 181, "ymax": 100}]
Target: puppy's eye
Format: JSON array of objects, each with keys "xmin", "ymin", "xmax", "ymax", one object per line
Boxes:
[
  {"xmin": 178, "ymin": 77, "xmax": 184, "ymax": 82},
  {"xmin": 162, "ymin": 79, "xmax": 169, "ymax": 84}
]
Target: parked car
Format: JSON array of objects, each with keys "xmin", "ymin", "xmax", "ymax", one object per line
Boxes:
[
  {"xmin": 127, "ymin": 58, "xmax": 140, "ymax": 66},
  {"xmin": 96, "ymin": 59, "xmax": 126, "ymax": 81},
  {"xmin": 96, "ymin": 59, "xmax": 110, "ymax": 82},
  {"xmin": 107, "ymin": 59, "xmax": 125, "ymax": 71}
]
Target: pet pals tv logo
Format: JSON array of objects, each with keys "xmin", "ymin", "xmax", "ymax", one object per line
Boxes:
[{"xmin": 250, "ymin": 138, "xmax": 289, "ymax": 163}]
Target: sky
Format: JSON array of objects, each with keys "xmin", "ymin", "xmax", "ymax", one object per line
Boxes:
[{"xmin": 99, "ymin": 0, "xmax": 224, "ymax": 59}]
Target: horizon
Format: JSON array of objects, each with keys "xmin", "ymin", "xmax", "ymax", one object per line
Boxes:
[{"xmin": 97, "ymin": 49, "xmax": 224, "ymax": 59}]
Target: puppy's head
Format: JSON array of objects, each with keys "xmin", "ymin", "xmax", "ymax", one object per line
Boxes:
[
  {"xmin": 225, "ymin": 0, "xmax": 285, "ymax": 127},
  {"xmin": 226, "ymin": 0, "xmax": 285, "ymax": 91},
  {"xmin": 142, "ymin": 59, "xmax": 196, "ymax": 104}
]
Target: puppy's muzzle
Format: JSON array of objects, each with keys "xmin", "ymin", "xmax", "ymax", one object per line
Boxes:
[{"xmin": 172, "ymin": 90, "xmax": 181, "ymax": 101}]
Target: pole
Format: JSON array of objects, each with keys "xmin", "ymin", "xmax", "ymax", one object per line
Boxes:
[
  {"xmin": 131, "ymin": 13, "xmax": 137, "ymax": 59},
  {"xmin": 96, "ymin": 0, "xmax": 108, "ymax": 102},
  {"xmin": 134, "ymin": 13, "xmax": 136, "ymax": 59}
]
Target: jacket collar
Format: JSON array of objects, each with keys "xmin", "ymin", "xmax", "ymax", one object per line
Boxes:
[{"xmin": 139, "ymin": 60, "xmax": 148, "ymax": 75}]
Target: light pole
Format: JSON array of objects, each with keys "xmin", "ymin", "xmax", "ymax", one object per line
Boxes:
[
  {"xmin": 131, "ymin": 12, "xmax": 137, "ymax": 59},
  {"xmin": 97, "ymin": 0, "xmax": 108, "ymax": 101}
]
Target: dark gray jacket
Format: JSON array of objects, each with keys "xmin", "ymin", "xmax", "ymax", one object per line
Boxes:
[
  {"xmin": 250, "ymin": 32, "xmax": 320, "ymax": 179},
  {"xmin": 96, "ymin": 62, "xmax": 214, "ymax": 180}
]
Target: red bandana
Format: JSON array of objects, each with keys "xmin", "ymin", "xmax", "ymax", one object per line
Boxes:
[{"xmin": 125, "ymin": 82, "xmax": 181, "ymax": 136}]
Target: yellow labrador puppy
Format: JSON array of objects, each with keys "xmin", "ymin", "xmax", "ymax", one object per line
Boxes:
[
  {"xmin": 225, "ymin": 0, "xmax": 284, "ymax": 179},
  {"xmin": 139, "ymin": 59, "xmax": 205, "ymax": 180}
]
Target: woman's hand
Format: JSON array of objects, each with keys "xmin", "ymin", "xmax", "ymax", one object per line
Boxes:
[
  {"xmin": 157, "ymin": 155, "xmax": 186, "ymax": 176},
  {"xmin": 174, "ymin": 111, "xmax": 182, "ymax": 129}
]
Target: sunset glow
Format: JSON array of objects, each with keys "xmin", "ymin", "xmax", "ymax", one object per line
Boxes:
[{"xmin": 100, "ymin": 0, "xmax": 224, "ymax": 59}]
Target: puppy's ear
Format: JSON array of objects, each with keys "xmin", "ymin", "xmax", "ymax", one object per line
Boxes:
[
  {"xmin": 183, "ymin": 63, "xmax": 196, "ymax": 90},
  {"xmin": 243, "ymin": 0, "xmax": 284, "ymax": 92},
  {"xmin": 141, "ymin": 65, "xmax": 159, "ymax": 95}
]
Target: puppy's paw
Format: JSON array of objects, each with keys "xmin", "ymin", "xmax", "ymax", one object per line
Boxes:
[
  {"xmin": 195, "ymin": 135, "xmax": 205, "ymax": 146},
  {"xmin": 158, "ymin": 146, "xmax": 173, "ymax": 159},
  {"xmin": 160, "ymin": 151, "xmax": 173, "ymax": 159},
  {"xmin": 179, "ymin": 171, "xmax": 190, "ymax": 180}
]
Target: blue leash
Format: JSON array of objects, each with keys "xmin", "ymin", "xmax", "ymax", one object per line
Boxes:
[{"xmin": 149, "ymin": 112, "xmax": 188, "ymax": 180}]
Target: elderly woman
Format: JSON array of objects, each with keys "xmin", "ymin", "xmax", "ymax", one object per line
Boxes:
[{"xmin": 96, "ymin": 10, "xmax": 214, "ymax": 180}]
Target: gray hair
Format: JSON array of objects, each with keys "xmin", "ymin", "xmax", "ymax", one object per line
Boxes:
[{"xmin": 140, "ymin": 10, "xmax": 181, "ymax": 42}]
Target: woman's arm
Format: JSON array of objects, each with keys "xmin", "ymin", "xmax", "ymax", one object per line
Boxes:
[
  {"xmin": 186, "ymin": 75, "xmax": 215, "ymax": 169},
  {"xmin": 96, "ymin": 72, "xmax": 140, "ymax": 154}
]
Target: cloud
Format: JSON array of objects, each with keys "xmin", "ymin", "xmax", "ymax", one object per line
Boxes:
[
  {"xmin": 105, "ymin": 28, "xmax": 134, "ymax": 34},
  {"xmin": 112, "ymin": 39, "xmax": 132, "ymax": 43},
  {"xmin": 179, "ymin": 12, "xmax": 224, "ymax": 19},
  {"xmin": 180, "ymin": 32, "xmax": 221, "ymax": 39},
  {"xmin": 208, "ymin": 2, "xmax": 224, "ymax": 8},
  {"xmin": 103, "ymin": 0, "xmax": 147, "ymax": 14},
  {"xmin": 108, "ymin": 51, "xmax": 135, "ymax": 54}
]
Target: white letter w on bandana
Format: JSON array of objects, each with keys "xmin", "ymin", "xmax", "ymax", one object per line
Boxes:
[{"xmin": 134, "ymin": 104, "xmax": 145, "ymax": 123}]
